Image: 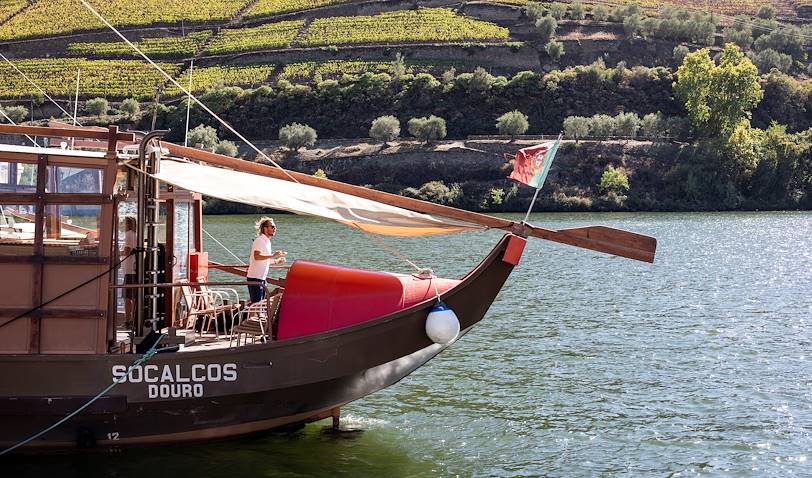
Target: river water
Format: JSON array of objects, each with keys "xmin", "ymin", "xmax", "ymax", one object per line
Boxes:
[{"xmin": 8, "ymin": 212, "xmax": 812, "ymax": 477}]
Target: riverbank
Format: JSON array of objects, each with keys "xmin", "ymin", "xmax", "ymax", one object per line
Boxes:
[{"xmin": 201, "ymin": 137, "xmax": 812, "ymax": 214}]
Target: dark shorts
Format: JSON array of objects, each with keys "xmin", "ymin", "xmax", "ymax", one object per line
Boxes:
[
  {"xmin": 124, "ymin": 274, "xmax": 137, "ymax": 301},
  {"xmin": 247, "ymin": 277, "xmax": 266, "ymax": 303}
]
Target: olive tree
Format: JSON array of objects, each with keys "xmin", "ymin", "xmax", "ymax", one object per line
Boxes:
[
  {"xmin": 407, "ymin": 115, "xmax": 447, "ymax": 144},
  {"xmin": 563, "ymin": 116, "xmax": 590, "ymax": 143},
  {"xmin": 369, "ymin": 115, "xmax": 401, "ymax": 143},
  {"xmin": 1, "ymin": 105, "xmax": 28, "ymax": 123},
  {"xmin": 279, "ymin": 123, "xmax": 317, "ymax": 151},
  {"xmin": 495, "ymin": 110, "xmax": 529, "ymax": 136},
  {"xmin": 187, "ymin": 124, "xmax": 219, "ymax": 149},
  {"xmin": 85, "ymin": 97, "xmax": 108, "ymax": 116}
]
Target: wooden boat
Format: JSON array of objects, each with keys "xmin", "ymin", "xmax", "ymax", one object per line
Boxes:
[{"xmin": 0, "ymin": 125, "xmax": 656, "ymax": 452}]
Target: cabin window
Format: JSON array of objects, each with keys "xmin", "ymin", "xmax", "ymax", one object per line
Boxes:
[
  {"xmin": 43, "ymin": 204, "xmax": 101, "ymax": 256},
  {"xmin": 46, "ymin": 165, "xmax": 104, "ymax": 194},
  {"xmin": 0, "ymin": 204, "xmax": 36, "ymax": 254},
  {"xmin": 0, "ymin": 161, "xmax": 37, "ymax": 193}
]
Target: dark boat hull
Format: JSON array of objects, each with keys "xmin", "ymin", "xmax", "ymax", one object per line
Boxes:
[{"xmin": 0, "ymin": 234, "xmax": 523, "ymax": 450}]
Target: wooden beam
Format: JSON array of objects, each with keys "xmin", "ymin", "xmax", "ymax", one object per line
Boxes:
[{"xmin": 0, "ymin": 124, "xmax": 135, "ymax": 143}]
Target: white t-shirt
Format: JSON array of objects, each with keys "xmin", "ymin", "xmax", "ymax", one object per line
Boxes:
[
  {"xmin": 247, "ymin": 234, "xmax": 272, "ymax": 279},
  {"xmin": 122, "ymin": 230, "xmax": 137, "ymax": 274}
]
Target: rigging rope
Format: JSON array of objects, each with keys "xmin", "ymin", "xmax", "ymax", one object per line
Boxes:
[
  {"xmin": 0, "ymin": 52, "xmax": 80, "ymax": 124},
  {"xmin": 203, "ymin": 227, "xmax": 246, "ymax": 265},
  {"xmin": 0, "ymin": 107, "xmax": 37, "ymax": 146},
  {"xmin": 77, "ymin": 0, "xmax": 299, "ymax": 184},
  {"xmin": 0, "ymin": 333, "xmax": 165, "ymax": 456}
]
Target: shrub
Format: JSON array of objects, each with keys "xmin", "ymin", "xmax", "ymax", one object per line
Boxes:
[
  {"xmin": 563, "ymin": 115, "xmax": 589, "ymax": 142},
  {"xmin": 570, "ymin": 2, "xmax": 585, "ymax": 20},
  {"xmin": 279, "ymin": 122, "xmax": 317, "ymax": 150},
  {"xmin": 214, "ymin": 140, "xmax": 238, "ymax": 157},
  {"xmin": 1, "ymin": 105, "xmax": 28, "ymax": 123},
  {"xmin": 623, "ymin": 14, "xmax": 642, "ymax": 38},
  {"xmin": 187, "ymin": 124, "xmax": 219, "ymax": 149},
  {"xmin": 369, "ymin": 115, "xmax": 401, "ymax": 142},
  {"xmin": 85, "ymin": 97, "xmax": 108, "ymax": 116},
  {"xmin": 535, "ymin": 16, "xmax": 557, "ymax": 43},
  {"xmin": 119, "ymin": 98, "xmax": 140, "ymax": 117},
  {"xmin": 757, "ymin": 5, "xmax": 775, "ymax": 20},
  {"xmin": 390, "ymin": 52, "xmax": 406, "ymax": 79},
  {"xmin": 402, "ymin": 180, "xmax": 461, "ymax": 205},
  {"xmin": 495, "ymin": 110, "xmax": 529, "ymax": 136},
  {"xmin": 599, "ymin": 165, "xmax": 630, "ymax": 193},
  {"xmin": 548, "ymin": 2, "xmax": 567, "ymax": 20},
  {"xmin": 673, "ymin": 45, "xmax": 690, "ymax": 65},
  {"xmin": 545, "ymin": 40, "xmax": 565, "ymax": 60},
  {"xmin": 313, "ymin": 168, "xmax": 328, "ymax": 179},
  {"xmin": 592, "ymin": 5, "xmax": 608, "ymax": 22},
  {"xmin": 407, "ymin": 115, "xmax": 446, "ymax": 143}
]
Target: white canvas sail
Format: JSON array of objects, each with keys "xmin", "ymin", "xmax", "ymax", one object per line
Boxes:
[{"xmin": 155, "ymin": 159, "xmax": 483, "ymax": 236}]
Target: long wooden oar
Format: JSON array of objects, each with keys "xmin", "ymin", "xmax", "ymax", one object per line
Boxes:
[{"xmin": 160, "ymin": 143, "xmax": 657, "ymax": 263}]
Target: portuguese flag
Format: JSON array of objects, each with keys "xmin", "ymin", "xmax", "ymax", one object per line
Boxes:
[{"xmin": 509, "ymin": 136, "xmax": 561, "ymax": 189}]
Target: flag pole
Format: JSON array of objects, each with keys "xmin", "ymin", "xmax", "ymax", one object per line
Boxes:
[{"xmin": 522, "ymin": 132, "xmax": 562, "ymax": 222}]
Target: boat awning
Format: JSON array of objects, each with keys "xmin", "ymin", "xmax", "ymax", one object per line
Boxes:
[{"xmin": 154, "ymin": 159, "xmax": 483, "ymax": 236}]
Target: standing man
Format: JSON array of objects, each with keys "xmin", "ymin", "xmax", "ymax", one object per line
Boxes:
[{"xmin": 247, "ymin": 217, "xmax": 286, "ymax": 303}]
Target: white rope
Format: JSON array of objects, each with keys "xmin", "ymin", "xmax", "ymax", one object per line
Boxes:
[
  {"xmin": 0, "ymin": 108, "xmax": 37, "ymax": 146},
  {"xmin": 203, "ymin": 227, "xmax": 246, "ymax": 265},
  {"xmin": 0, "ymin": 52, "xmax": 80, "ymax": 124},
  {"xmin": 77, "ymin": 0, "xmax": 299, "ymax": 184}
]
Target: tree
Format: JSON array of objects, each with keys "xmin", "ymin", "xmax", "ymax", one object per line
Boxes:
[
  {"xmin": 614, "ymin": 112, "xmax": 640, "ymax": 137},
  {"xmin": 407, "ymin": 115, "xmax": 446, "ymax": 143},
  {"xmin": 640, "ymin": 112, "xmax": 664, "ymax": 138},
  {"xmin": 369, "ymin": 115, "xmax": 401, "ymax": 142},
  {"xmin": 753, "ymin": 48, "xmax": 792, "ymax": 73},
  {"xmin": 545, "ymin": 40, "xmax": 565, "ymax": 60},
  {"xmin": 673, "ymin": 44, "xmax": 763, "ymax": 138},
  {"xmin": 1, "ymin": 105, "xmax": 28, "ymax": 123},
  {"xmin": 119, "ymin": 98, "xmax": 140, "ymax": 118},
  {"xmin": 589, "ymin": 114, "xmax": 616, "ymax": 139},
  {"xmin": 214, "ymin": 140, "xmax": 238, "ymax": 157},
  {"xmin": 313, "ymin": 168, "xmax": 328, "ymax": 179},
  {"xmin": 563, "ymin": 116, "xmax": 590, "ymax": 143},
  {"xmin": 623, "ymin": 14, "xmax": 642, "ymax": 38},
  {"xmin": 599, "ymin": 165, "xmax": 630, "ymax": 193},
  {"xmin": 592, "ymin": 5, "xmax": 609, "ymax": 22},
  {"xmin": 85, "ymin": 97, "xmax": 108, "ymax": 116},
  {"xmin": 495, "ymin": 110, "xmax": 529, "ymax": 136},
  {"xmin": 535, "ymin": 16, "xmax": 557, "ymax": 43},
  {"xmin": 187, "ymin": 124, "xmax": 219, "ymax": 149},
  {"xmin": 279, "ymin": 123, "xmax": 317, "ymax": 150}
]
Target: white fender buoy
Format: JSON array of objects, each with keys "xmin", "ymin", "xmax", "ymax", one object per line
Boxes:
[{"xmin": 425, "ymin": 302, "xmax": 460, "ymax": 345}]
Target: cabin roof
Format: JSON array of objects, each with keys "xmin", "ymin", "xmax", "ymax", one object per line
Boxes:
[{"xmin": 0, "ymin": 143, "xmax": 109, "ymax": 159}]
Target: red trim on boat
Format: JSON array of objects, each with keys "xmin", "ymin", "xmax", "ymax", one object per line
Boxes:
[{"xmin": 502, "ymin": 235, "xmax": 527, "ymax": 266}]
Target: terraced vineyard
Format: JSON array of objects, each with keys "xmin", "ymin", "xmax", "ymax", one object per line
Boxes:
[
  {"xmin": 297, "ymin": 8, "xmax": 510, "ymax": 47},
  {"xmin": 204, "ymin": 20, "xmax": 303, "ymax": 55},
  {"xmin": 245, "ymin": 0, "xmax": 353, "ymax": 19},
  {"xmin": 0, "ymin": 0, "xmax": 249, "ymax": 41},
  {"xmin": 67, "ymin": 31, "xmax": 212, "ymax": 59},
  {"xmin": 277, "ymin": 59, "xmax": 474, "ymax": 82},
  {"xmin": 0, "ymin": 59, "xmax": 180, "ymax": 99},
  {"xmin": 163, "ymin": 64, "xmax": 276, "ymax": 96},
  {"xmin": 629, "ymin": 0, "xmax": 792, "ymax": 16},
  {"xmin": 0, "ymin": 0, "xmax": 26, "ymax": 23}
]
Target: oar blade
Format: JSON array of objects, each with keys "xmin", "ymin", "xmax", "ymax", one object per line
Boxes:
[{"xmin": 527, "ymin": 225, "xmax": 657, "ymax": 263}]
